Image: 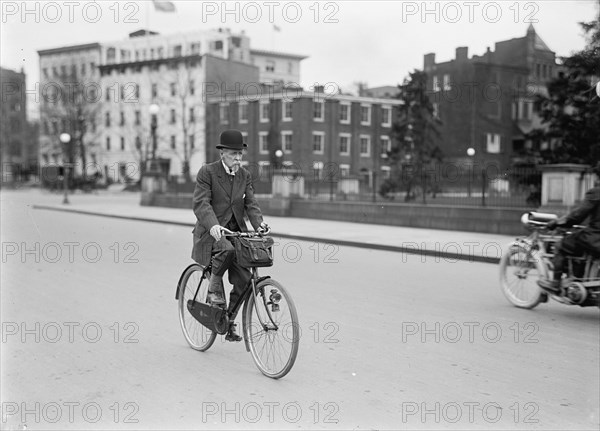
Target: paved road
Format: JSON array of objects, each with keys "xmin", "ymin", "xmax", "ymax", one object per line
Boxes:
[{"xmin": 1, "ymin": 191, "xmax": 599, "ymax": 430}]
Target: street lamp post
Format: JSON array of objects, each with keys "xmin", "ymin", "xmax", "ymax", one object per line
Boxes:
[
  {"xmin": 60, "ymin": 133, "xmax": 71, "ymax": 204},
  {"xmin": 467, "ymin": 147, "xmax": 475, "ymax": 198},
  {"xmin": 148, "ymin": 103, "xmax": 160, "ymax": 173}
]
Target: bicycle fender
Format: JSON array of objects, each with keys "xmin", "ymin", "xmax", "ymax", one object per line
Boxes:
[{"xmin": 175, "ymin": 263, "xmax": 202, "ymax": 300}]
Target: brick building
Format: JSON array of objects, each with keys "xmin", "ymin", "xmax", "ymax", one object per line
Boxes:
[
  {"xmin": 0, "ymin": 66, "xmax": 37, "ymax": 182},
  {"xmin": 424, "ymin": 25, "xmax": 560, "ymax": 172},
  {"xmin": 206, "ymin": 91, "xmax": 402, "ymax": 194}
]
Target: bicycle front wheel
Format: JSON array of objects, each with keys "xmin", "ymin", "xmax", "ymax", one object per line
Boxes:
[
  {"xmin": 178, "ymin": 264, "xmax": 217, "ymax": 351},
  {"xmin": 243, "ymin": 279, "xmax": 299, "ymax": 379},
  {"xmin": 499, "ymin": 245, "xmax": 546, "ymax": 309}
]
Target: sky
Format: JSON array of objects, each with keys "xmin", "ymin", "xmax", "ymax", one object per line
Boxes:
[{"xmin": 1, "ymin": 0, "xmax": 598, "ymax": 118}]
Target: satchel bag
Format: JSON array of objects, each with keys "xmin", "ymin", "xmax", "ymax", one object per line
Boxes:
[{"xmin": 234, "ymin": 236, "xmax": 275, "ymax": 267}]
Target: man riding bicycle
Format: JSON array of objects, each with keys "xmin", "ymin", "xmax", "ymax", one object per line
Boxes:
[
  {"xmin": 191, "ymin": 130, "xmax": 269, "ymax": 341},
  {"xmin": 538, "ymin": 163, "xmax": 600, "ymax": 292}
]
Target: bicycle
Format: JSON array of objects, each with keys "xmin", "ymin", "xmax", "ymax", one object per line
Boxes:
[
  {"xmin": 175, "ymin": 227, "xmax": 300, "ymax": 379},
  {"xmin": 499, "ymin": 212, "xmax": 600, "ymax": 309}
]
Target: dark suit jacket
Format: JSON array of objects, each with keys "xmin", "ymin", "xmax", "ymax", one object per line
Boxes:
[{"xmin": 191, "ymin": 160, "xmax": 263, "ymax": 266}]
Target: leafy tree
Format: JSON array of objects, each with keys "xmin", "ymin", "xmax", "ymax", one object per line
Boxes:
[
  {"xmin": 531, "ymin": 8, "xmax": 600, "ymax": 165},
  {"xmin": 382, "ymin": 69, "xmax": 442, "ymax": 202}
]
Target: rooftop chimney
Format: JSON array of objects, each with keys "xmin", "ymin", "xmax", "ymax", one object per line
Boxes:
[{"xmin": 456, "ymin": 47, "xmax": 468, "ymax": 62}]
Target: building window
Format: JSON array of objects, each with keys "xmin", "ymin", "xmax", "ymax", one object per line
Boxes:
[
  {"xmin": 486, "ymin": 133, "xmax": 501, "ymax": 153},
  {"xmin": 170, "ymin": 83, "xmax": 176, "ymax": 96},
  {"xmin": 381, "ymin": 166, "xmax": 391, "ymax": 179},
  {"xmin": 266, "ymin": 60, "xmax": 275, "ymax": 72},
  {"xmin": 339, "ymin": 133, "xmax": 351, "ymax": 156},
  {"xmin": 105, "ymin": 112, "xmax": 111, "ymax": 127},
  {"xmin": 189, "ymin": 107, "xmax": 195, "ymax": 123},
  {"xmin": 135, "ymin": 136, "xmax": 141, "ymax": 149},
  {"xmin": 282, "ymin": 131, "xmax": 293, "ymax": 154},
  {"xmin": 360, "ymin": 105, "xmax": 371, "ymax": 125},
  {"xmin": 339, "ymin": 102, "xmax": 350, "ymax": 124},
  {"xmin": 191, "ymin": 42, "xmax": 201, "ymax": 55},
  {"xmin": 173, "ymin": 45, "xmax": 182, "ymax": 57},
  {"xmin": 213, "ymin": 40, "xmax": 223, "ymax": 51},
  {"xmin": 120, "ymin": 111, "xmax": 125, "ymax": 126},
  {"xmin": 170, "ymin": 109, "xmax": 176, "ymax": 124},
  {"xmin": 282, "ymin": 100, "xmax": 292, "ymax": 121},
  {"xmin": 381, "ymin": 106, "xmax": 392, "ymax": 127},
  {"xmin": 220, "ymin": 103, "xmax": 229, "ymax": 124},
  {"xmin": 359, "ymin": 135, "xmax": 371, "ymax": 156},
  {"xmin": 135, "ymin": 110, "xmax": 141, "ymax": 125},
  {"xmin": 120, "ymin": 137, "xmax": 125, "ymax": 151},
  {"xmin": 189, "ymin": 80, "xmax": 195, "ymax": 96},
  {"xmin": 340, "ymin": 164, "xmax": 350, "ymax": 177},
  {"xmin": 443, "ymin": 74, "xmax": 451, "ymax": 91},
  {"xmin": 171, "ymin": 135, "xmax": 176, "ymax": 149},
  {"xmin": 106, "ymin": 137, "xmax": 111, "ymax": 151},
  {"xmin": 260, "ymin": 101, "xmax": 269, "ymax": 122},
  {"xmin": 380, "ymin": 135, "xmax": 391, "ymax": 158},
  {"xmin": 239, "ymin": 102, "xmax": 248, "ymax": 123},
  {"xmin": 432, "ymin": 75, "xmax": 440, "ymax": 91},
  {"xmin": 152, "ymin": 83, "xmax": 158, "ymax": 98},
  {"xmin": 189, "ymin": 134, "xmax": 195, "ymax": 149},
  {"xmin": 433, "ymin": 103, "xmax": 440, "ymax": 119},
  {"xmin": 259, "ymin": 132, "xmax": 269, "ymax": 154},
  {"xmin": 312, "ymin": 132, "xmax": 325, "ymax": 154},
  {"xmin": 313, "ymin": 100, "xmax": 324, "ymax": 121},
  {"xmin": 313, "ymin": 161, "xmax": 324, "ymax": 180}
]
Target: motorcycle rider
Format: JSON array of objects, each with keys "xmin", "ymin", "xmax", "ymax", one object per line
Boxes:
[{"xmin": 538, "ymin": 162, "xmax": 600, "ymax": 292}]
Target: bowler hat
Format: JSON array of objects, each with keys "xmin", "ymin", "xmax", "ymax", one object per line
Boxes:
[{"xmin": 216, "ymin": 130, "xmax": 247, "ymax": 150}]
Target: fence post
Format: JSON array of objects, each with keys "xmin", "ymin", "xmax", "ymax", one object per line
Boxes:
[{"xmin": 481, "ymin": 168, "xmax": 486, "ymax": 207}]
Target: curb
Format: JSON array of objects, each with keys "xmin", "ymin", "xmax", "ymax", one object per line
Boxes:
[{"xmin": 32, "ymin": 204, "xmax": 501, "ymax": 264}]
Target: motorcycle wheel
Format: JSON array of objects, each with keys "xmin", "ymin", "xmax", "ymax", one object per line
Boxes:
[{"xmin": 499, "ymin": 245, "xmax": 547, "ymax": 309}]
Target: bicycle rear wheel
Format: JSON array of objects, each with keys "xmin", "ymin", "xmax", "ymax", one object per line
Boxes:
[
  {"xmin": 243, "ymin": 279, "xmax": 299, "ymax": 379},
  {"xmin": 499, "ymin": 245, "xmax": 546, "ymax": 309},
  {"xmin": 178, "ymin": 264, "xmax": 217, "ymax": 351}
]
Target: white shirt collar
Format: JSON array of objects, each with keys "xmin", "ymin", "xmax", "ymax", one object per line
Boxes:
[{"xmin": 221, "ymin": 160, "xmax": 236, "ymax": 176}]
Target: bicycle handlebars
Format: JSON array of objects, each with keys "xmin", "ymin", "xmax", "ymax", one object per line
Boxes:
[{"xmin": 220, "ymin": 226, "xmax": 272, "ymax": 237}]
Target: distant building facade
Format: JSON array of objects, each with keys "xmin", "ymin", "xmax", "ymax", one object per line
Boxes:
[
  {"xmin": 0, "ymin": 67, "xmax": 37, "ymax": 182},
  {"xmin": 423, "ymin": 25, "xmax": 560, "ymax": 171},
  {"xmin": 206, "ymin": 91, "xmax": 402, "ymax": 193},
  {"xmin": 37, "ymin": 28, "xmax": 305, "ymax": 182}
]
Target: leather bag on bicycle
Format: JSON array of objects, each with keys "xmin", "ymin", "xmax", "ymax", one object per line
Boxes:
[{"xmin": 234, "ymin": 236, "xmax": 275, "ymax": 267}]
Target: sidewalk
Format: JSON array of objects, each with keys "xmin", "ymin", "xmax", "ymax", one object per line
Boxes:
[{"xmin": 13, "ymin": 189, "xmax": 517, "ymax": 263}]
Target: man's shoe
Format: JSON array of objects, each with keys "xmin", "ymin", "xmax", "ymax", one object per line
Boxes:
[
  {"xmin": 225, "ymin": 323, "xmax": 243, "ymax": 342},
  {"xmin": 537, "ymin": 278, "xmax": 560, "ymax": 293}
]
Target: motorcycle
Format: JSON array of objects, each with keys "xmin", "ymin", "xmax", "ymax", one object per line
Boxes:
[{"xmin": 499, "ymin": 211, "xmax": 600, "ymax": 309}]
